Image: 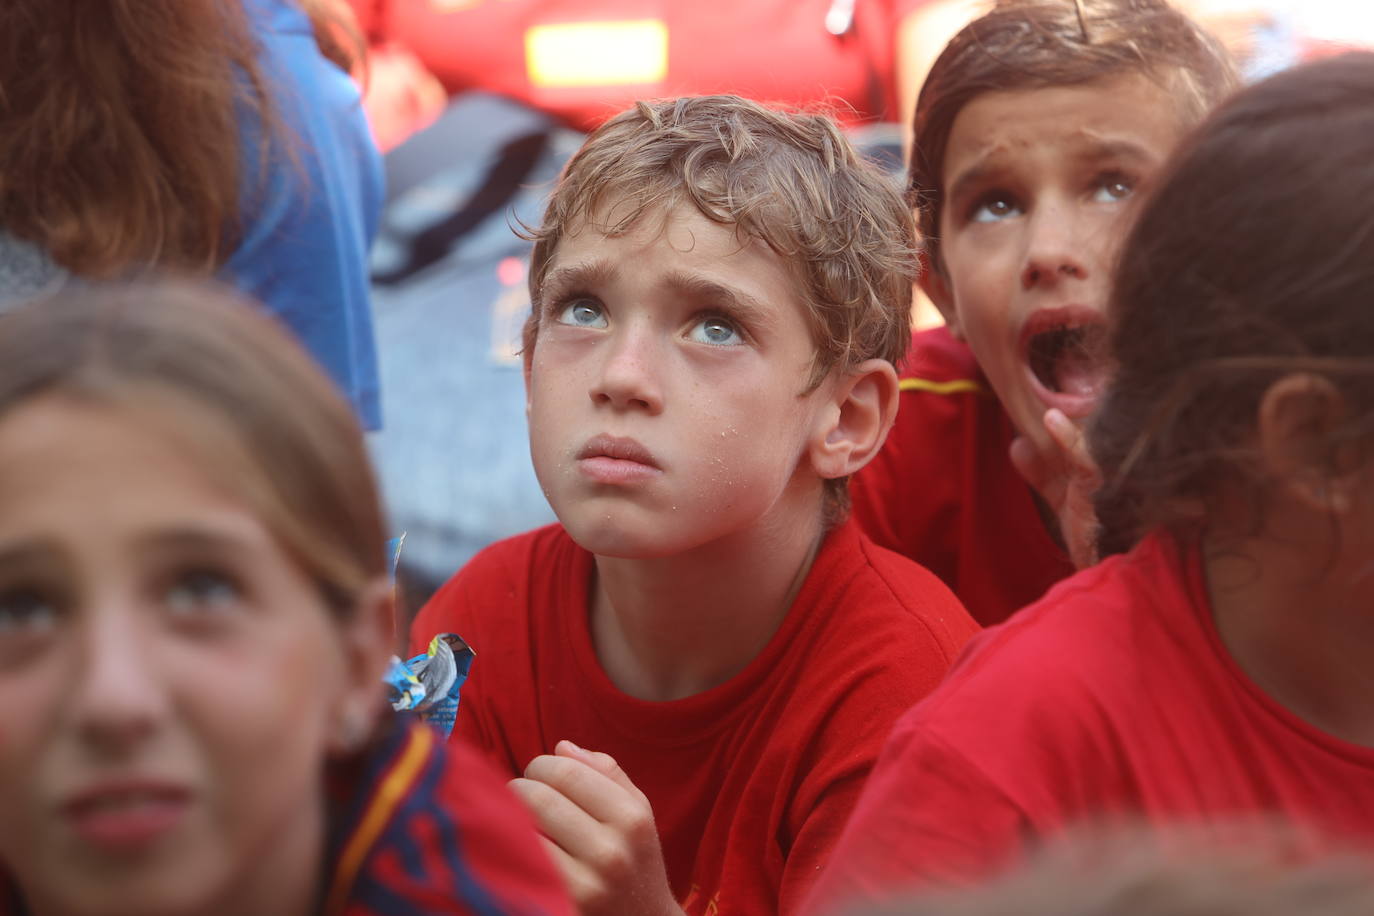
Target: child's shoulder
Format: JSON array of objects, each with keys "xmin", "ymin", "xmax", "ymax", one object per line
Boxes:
[
  {"xmin": 807, "ymin": 521, "xmax": 981, "ymax": 660},
  {"xmin": 326, "ymin": 719, "xmax": 573, "ymax": 915},
  {"xmin": 917, "ymin": 536, "xmax": 1198, "ymax": 736}
]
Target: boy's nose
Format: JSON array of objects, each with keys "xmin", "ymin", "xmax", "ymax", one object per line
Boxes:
[
  {"xmin": 70, "ymin": 608, "xmax": 169, "ymax": 756},
  {"xmin": 1021, "ymin": 207, "xmax": 1090, "ymax": 290},
  {"xmin": 589, "ymin": 330, "xmax": 665, "ymax": 414}
]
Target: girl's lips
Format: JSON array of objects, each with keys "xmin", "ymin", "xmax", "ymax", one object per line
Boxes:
[{"xmin": 62, "ymin": 783, "xmax": 190, "ymax": 853}]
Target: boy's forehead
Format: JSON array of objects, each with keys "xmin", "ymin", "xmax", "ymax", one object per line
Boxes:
[
  {"xmin": 942, "ymin": 72, "xmax": 1186, "ymax": 191},
  {"xmin": 546, "ymin": 199, "xmax": 794, "ymax": 288}
]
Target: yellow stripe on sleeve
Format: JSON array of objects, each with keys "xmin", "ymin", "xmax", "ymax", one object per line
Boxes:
[
  {"xmin": 323, "ymin": 724, "xmax": 435, "ymax": 915},
  {"xmin": 899, "ymin": 377, "xmax": 983, "ymax": 396}
]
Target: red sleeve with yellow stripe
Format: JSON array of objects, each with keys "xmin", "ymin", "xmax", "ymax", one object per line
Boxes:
[{"xmin": 324, "ymin": 718, "xmax": 574, "ymax": 916}]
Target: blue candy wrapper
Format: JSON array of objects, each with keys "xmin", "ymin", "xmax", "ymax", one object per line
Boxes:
[
  {"xmin": 385, "ymin": 633, "xmax": 474, "ymax": 738},
  {"xmin": 379, "ymin": 533, "xmax": 476, "ymax": 737}
]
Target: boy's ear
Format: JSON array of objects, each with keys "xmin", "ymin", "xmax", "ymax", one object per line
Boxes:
[
  {"xmin": 808, "ymin": 358, "xmax": 901, "ymax": 481},
  {"xmin": 327, "ymin": 577, "xmax": 395, "ymax": 757},
  {"xmin": 1258, "ymin": 372, "xmax": 1363, "ymax": 515},
  {"xmin": 918, "ymin": 250, "xmax": 961, "ymax": 338}
]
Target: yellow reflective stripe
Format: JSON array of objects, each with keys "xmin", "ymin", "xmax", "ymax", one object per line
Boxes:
[{"xmin": 899, "ymin": 377, "xmax": 982, "ymax": 396}]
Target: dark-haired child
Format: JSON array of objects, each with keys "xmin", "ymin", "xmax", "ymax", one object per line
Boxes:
[
  {"xmin": 410, "ymin": 95, "xmax": 979, "ymax": 915},
  {"xmin": 850, "ymin": 0, "xmax": 1237, "ymax": 624},
  {"xmin": 808, "ymin": 50, "xmax": 1374, "ymax": 910}
]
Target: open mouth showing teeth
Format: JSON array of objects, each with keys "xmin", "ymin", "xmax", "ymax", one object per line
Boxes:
[{"xmin": 1027, "ymin": 322, "xmax": 1108, "ymax": 397}]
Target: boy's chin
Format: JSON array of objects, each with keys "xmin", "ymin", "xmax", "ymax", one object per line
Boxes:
[{"xmin": 559, "ymin": 513, "xmax": 690, "ymax": 560}]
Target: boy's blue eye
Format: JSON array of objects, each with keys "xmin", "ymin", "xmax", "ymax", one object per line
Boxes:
[
  {"xmin": 165, "ymin": 570, "xmax": 241, "ymax": 617},
  {"xmin": 556, "ymin": 300, "xmax": 608, "ymax": 329},
  {"xmin": 1092, "ymin": 175, "xmax": 1134, "ymax": 203},
  {"xmin": 689, "ymin": 317, "xmax": 744, "ymax": 347},
  {"xmin": 970, "ymin": 195, "xmax": 1022, "ymax": 223},
  {"xmin": 0, "ymin": 588, "xmax": 58, "ymax": 636}
]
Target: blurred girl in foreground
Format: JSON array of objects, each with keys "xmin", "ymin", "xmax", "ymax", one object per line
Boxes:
[{"xmin": 0, "ymin": 282, "xmax": 571, "ymax": 915}]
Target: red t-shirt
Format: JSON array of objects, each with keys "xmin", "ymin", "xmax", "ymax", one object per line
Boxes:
[
  {"xmin": 803, "ymin": 532, "xmax": 1374, "ymax": 913},
  {"xmin": 410, "ymin": 518, "xmax": 978, "ymax": 915},
  {"xmin": 849, "ymin": 326, "xmax": 1074, "ymax": 626},
  {"xmin": 350, "ymin": 0, "xmax": 928, "ymax": 132}
]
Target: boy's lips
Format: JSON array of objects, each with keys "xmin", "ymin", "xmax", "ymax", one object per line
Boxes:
[
  {"xmin": 60, "ymin": 778, "xmax": 191, "ymax": 852},
  {"xmin": 576, "ymin": 434, "xmax": 663, "ymax": 484},
  {"xmin": 1019, "ymin": 305, "xmax": 1109, "ymax": 418}
]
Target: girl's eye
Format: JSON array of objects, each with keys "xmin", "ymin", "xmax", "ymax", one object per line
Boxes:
[
  {"xmin": 689, "ymin": 316, "xmax": 744, "ymax": 347},
  {"xmin": 0, "ymin": 588, "xmax": 58, "ymax": 636},
  {"xmin": 556, "ymin": 300, "xmax": 608, "ymax": 329},
  {"xmin": 1092, "ymin": 175, "xmax": 1134, "ymax": 203},
  {"xmin": 165, "ymin": 570, "xmax": 241, "ymax": 617},
  {"xmin": 970, "ymin": 194, "xmax": 1023, "ymax": 223}
]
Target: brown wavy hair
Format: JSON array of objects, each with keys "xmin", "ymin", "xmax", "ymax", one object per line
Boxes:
[
  {"xmin": 0, "ymin": 0, "xmax": 362, "ymax": 278},
  {"xmin": 1090, "ymin": 52, "xmax": 1374, "ymax": 557},
  {"xmin": 910, "ymin": 0, "xmax": 1237, "ymax": 269}
]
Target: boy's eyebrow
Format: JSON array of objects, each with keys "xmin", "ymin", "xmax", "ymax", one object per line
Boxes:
[
  {"xmin": 539, "ymin": 261, "xmax": 619, "ymax": 304},
  {"xmin": 946, "ymin": 137, "xmax": 1165, "ymax": 207},
  {"xmin": 664, "ymin": 271, "xmax": 777, "ymax": 329},
  {"xmin": 945, "ymin": 156, "xmax": 1006, "ymax": 210},
  {"xmin": 1073, "ymin": 137, "xmax": 1161, "ymax": 166}
]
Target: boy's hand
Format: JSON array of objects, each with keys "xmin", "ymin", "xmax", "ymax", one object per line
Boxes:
[
  {"xmin": 1010, "ymin": 408, "xmax": 1101, "ymax": 569},
  {"xmin": 510, "ymin": 740, "xmax": 684, "ymax": 916}
]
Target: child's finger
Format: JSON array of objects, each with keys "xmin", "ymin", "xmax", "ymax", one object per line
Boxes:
[
  {"xmin": 508, "ymin": 773, "xmax": 601, "ymax": 846},
  {"xmin": 524, "ymin": 751, "xmax": 642, "ymax": 826},
  {"xmin": 1044, "ymin": 408, "xmax": 1098, "ymax": 482},
  {"xmin": 555, "ymin": 740, "xmax": 644, "ymax": 800}
]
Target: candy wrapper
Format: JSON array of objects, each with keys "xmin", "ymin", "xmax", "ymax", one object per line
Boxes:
[
  {"xmin": 379, "ymin": 533, "xmax": 475, "ymax": 737},
  {"xmin": 386, "ymin": 633, "xmax": 475, "ymax": 738}
]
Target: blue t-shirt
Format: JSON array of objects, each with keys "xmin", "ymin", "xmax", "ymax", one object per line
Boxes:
[{"xmin": 228, "ymin": 0, "xmax": 385, "ymax": 428}]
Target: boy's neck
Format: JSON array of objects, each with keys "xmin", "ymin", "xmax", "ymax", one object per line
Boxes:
[
  {"xmin": 1203, "ymin": 520, "xmax": 1374, "ymax": 748},
  {"xmin": 588, "ymin": 498, "xmax": 827, "ymax": 703}
]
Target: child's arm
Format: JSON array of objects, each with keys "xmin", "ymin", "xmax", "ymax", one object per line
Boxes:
[{"xmin": 510, "ymin": 740, "xmax": 685, "ymax": 916}]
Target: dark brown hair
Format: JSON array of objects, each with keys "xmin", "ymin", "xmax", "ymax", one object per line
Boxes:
[
  {"xmin": 910, "ymin": 0, "xmax": 1236, "ymax": 267},
  {"xmin": 0, "ymin": 0, "xmax": 362, "ymax": 277},
  {"xmin": 0, "ymin": 279, "xmax": 387, "ymax": 611},
  {"xmin": 1091, "ymin": 52, "xmax": 1374, "ymax": 556}
]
